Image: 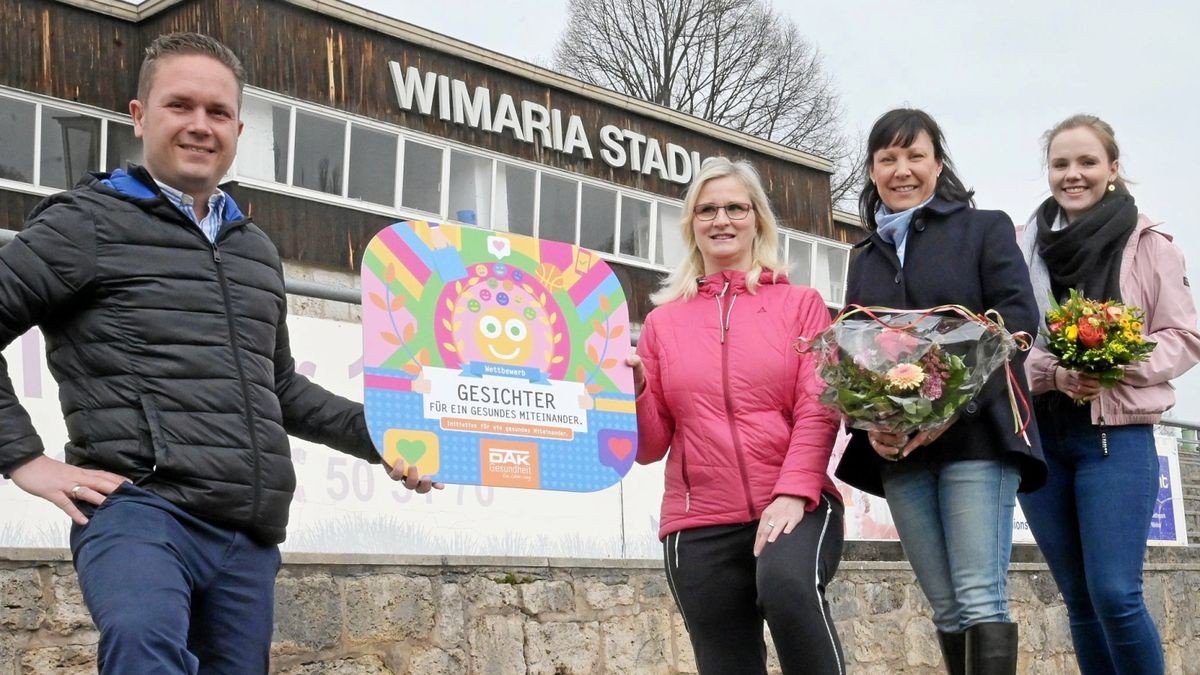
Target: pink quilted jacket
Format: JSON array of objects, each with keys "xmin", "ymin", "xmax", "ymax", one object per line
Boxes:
[
  {"xmin": 1020, "ymin": 214, "xmax": 1200, "ymax": 425},
  {"xmin": 636, "ymin": 269, "xmax": 840, "ymax": 539}
]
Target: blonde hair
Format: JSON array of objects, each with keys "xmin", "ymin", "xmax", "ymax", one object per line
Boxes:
[
  {"xmin": 651, "ymin": 158, "xmax": 782, "ymax": 305},
  {"xmin": 1043, "ymin": 114, "xmax": 1130, "ymax": 191}
]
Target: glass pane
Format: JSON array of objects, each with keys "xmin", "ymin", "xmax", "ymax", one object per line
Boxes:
[
  {"xmin": 239, "ymin": 96, "xmax": 289, "ymax": 183},
  {"xmin": 787, "ymin": 238, "xmax": 813, "ymax": 286},
  {"xmin": 41, "ymin": 106, "xmax": 100, "ymax": 189},
  {"xmin": 400, "ymin": 140, "xmax": 443, "ymax": 214},
  {"xmin": 448, "ymin": 151, "xmax": 492, "ymax": 226},
  {"xmin": 619, "ymin": 196, "xmax": 651, "ymax": 259},
  {"xmin": 655, "ymin": 203, "xmax": 684, "ymax": 267},
  {"xmin": 579, "ymin": 185, "xmax": 616, "ymax": 253},
  {"xmin": 293, "ymin": 111, "xmax": 344, "ymax": 195},
  {"xmin": 494, "ymin": 162, "xmax": 533, "ymax": 236},
  {"xmin": 0, "ymin": 97, "xmax": 36, "ymax": 182},
  {"xmin": 348, "ymin": 125, "xmax": 397, "ymax": 206},
  {"xmin": 538, "ymin": 174, "xmax": 577, "ymax": 244},
  {"xmin": 817, "ymin": 245, "xmax": 849, "ymax": 304},
  {"xmin": 104, "ymin": 122, "xmax": 142, "ymax": 171}
]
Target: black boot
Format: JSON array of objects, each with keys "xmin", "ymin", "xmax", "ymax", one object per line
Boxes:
[
  {"xmin": 965, "ymin": 622, "xmax": 1018, "ymax": 675},
  {"xmin": 937, "ymin": 630, "xmax": 966, "ymax": 675}
]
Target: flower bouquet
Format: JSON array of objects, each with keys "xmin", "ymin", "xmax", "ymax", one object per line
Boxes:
[
  {"xmin": 1043, "ymin": 289, "xmax": 1155, "ymax": 387},
  {"xmin": 800, "ymin": 306, "xmax": 1027, "ymax": 438}
]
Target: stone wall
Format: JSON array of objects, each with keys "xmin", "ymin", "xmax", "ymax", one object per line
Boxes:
[{"xmin": 3, "ymin": 547, "xmax": 1198, "ymax": 674}]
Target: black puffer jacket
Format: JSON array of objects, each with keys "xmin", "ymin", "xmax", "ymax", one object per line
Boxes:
[{"xmin": 0, "ymin": 166, "xmax": 378, "ymax": 544}]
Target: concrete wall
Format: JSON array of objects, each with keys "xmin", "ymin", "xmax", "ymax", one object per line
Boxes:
[{"xmin": 3, "ymin": 547, "xmax": 1198, "ymax": 674}]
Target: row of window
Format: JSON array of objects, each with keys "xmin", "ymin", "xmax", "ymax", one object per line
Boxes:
[
  {"xmin": 0, "ymin": 95, "xmax": 140, "ymax": 189},
  {"xmin": 238, "ymin": 91, "xmax": 689, "ymax": 266},
  {"xmin": 0, "ymin": 86, "xmax": 849, "ymax": 303}
]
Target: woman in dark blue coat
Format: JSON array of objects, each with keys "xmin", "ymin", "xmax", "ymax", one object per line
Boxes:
[{"xmin": 834, "ymin": 109, "xmax": 1046, "ymax": 675}]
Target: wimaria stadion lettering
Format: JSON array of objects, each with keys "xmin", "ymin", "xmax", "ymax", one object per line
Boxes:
[{"xmin": 389, "ymin": 63, "xmax": 706, "ymax": 185}]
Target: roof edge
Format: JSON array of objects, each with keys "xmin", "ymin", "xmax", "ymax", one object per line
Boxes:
[
  {"xmin": 62, "ymin": 0, "xmax": 835, "ymax": 173},
  {"xmin": 832, "ymin": 208, "xmax": 866, "ymax": 229}
]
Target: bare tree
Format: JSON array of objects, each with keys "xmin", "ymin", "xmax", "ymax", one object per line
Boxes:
[{"xmin": 553, "ymin": 0, "xmax": 863, "ymax": 207}]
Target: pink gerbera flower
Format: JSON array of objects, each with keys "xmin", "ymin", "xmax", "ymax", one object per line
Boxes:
[{"xmin": 885, "ymin": 363, "xmax": 925, "ymax": 392}]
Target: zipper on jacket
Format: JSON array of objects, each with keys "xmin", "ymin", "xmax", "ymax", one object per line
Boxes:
[
  {"xmin": 715, "ymin": 279, "xmax": 737, "ymax": 344},
  {"xmin": 1098, "ymin": 397, "xmax": 1109, "ymax": 457},
  {"xmin": 677, "ymin": 437, "xmax": 693, "ymax": 513},
  {"xmin": 716, "ymin": 279, "xmax": 756, "ymax": 518},
  {"xmin": 212, "ymin": 236, "xmax": 264, "ymax": 521}
]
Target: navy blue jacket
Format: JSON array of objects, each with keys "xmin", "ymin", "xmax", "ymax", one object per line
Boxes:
[
  {"xmin": 834, "ymin": 198, "xmax": 1046, "ymax": 496},
  {"xmin": 0, "ymin": 166, "xmax": 378, "ymax": 544}
]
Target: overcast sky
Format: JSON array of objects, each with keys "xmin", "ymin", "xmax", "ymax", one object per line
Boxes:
[{"xmin": 351, "ymin": 0, "xmax": 1200, "ymax": 421}]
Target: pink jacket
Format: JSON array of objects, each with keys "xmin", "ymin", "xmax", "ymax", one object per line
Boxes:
[
  {"xmin": 636, "ymin": 269, "xmax": 839, "ymax": 539},
  {"xmin": 1020, "ymin": 214, "xmax": 1200, "ymax": 425}
]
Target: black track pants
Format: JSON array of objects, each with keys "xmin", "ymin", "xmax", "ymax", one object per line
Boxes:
[{"xmin": 662, "ymin": 493, "xmax": 846, "ymax": 675}]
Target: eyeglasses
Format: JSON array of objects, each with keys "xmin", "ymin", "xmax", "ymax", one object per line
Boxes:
[{"xmin": 694, "ymin": 202, "xmax": 753, "ymax": 221}]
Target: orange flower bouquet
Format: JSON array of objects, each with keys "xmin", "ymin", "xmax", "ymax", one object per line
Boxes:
[{"xmin": 1043, "ymin": 289, "xmax": 1155, "ymax": 387}]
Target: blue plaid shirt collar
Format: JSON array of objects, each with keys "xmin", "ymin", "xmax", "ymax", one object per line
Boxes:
[{"xmin": 154, "ymin": 180, "xmax": 227, "ymax": 244}]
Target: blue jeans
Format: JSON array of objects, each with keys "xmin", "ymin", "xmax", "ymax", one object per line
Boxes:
[
  {"xmin": 1019, "ymin": 399, "xmax": 1163, "ymax": 675},
  {"xmin": 70, "ymin": 483, "xmax": 281, "ymax": 675},
  {"xmin": 882, "ymin": 458, "xmax": 1020, "ymax": 633}
]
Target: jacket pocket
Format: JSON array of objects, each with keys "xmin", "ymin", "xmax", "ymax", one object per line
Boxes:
[
  {"xmin": 139, "ymin": 394, "xmax": 170, "ymax": 473},
  {"xmin": 675, "ymin": 436, "xmax": 692, "ymax": 512}
]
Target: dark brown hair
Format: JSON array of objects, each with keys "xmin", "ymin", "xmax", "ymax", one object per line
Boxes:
[{"xmin": 858, "ymin": 108, "xmax": 974, "ymax": 230}]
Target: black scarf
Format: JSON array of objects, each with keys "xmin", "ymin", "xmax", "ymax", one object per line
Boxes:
[{"xmin": 1035, "ymin": 187, "xmax": 1137, "ymax": 303}]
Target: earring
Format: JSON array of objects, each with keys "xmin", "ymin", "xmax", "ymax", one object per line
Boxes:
[{"xmin": 1107, "ymin": 183, "xmax": 1116, "ymax": 192}]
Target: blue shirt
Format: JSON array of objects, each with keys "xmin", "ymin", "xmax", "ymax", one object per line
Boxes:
[{"xmin": 155, "ymin": 181, "xmax": 228, "ymax": 244}]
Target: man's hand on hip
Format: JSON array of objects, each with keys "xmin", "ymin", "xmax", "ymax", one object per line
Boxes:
[{"xmin": 9, "ymin": 455, "xmax": 129, "ymax": 525}]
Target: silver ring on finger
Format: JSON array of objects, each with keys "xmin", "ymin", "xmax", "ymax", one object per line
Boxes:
[
  {"xmin": 767, "ymin": 521, "xmax": 776, "ymax": 529},
  {"xmin": 71, "ymin": 485, "xmax": 82, "ymax": 499}
]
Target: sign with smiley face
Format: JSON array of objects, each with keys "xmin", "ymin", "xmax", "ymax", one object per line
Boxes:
[{"xmin": 361, "ymin": 221, "xmax": 638, "ymax": 491}]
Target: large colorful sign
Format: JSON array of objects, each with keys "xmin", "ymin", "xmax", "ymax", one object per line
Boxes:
[{"xmin": 361, "ymin": 221, "xmax": 638, "ymax": 491}]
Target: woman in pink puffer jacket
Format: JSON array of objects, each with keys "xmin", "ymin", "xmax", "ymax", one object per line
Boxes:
[{"xmin": 628, "ymin": 157, "xmax": 844, "ymax": 675}]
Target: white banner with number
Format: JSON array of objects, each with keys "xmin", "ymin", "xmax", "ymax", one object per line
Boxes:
[
  {"xmin": 836, "ymin": 431, "xmax": 1189, "ymax": 547},
  {"xmin": 1, "ymin": 316, "xmax": 1186, "ymax": 554},
  {"xmin": 0, "ymin": 318, "xmax": 666, "ymax": 558}
]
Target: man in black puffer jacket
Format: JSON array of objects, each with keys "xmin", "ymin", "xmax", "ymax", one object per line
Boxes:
[{"xmin": 0, "ymin": 33, "xmax": 438, "ymax": 674}]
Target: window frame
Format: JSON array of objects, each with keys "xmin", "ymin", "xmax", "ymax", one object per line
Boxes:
[
  {"xmin": 0, "ymin": 84, "xmax": 850, "ymax": 298},
  {"xmin": 0, "ymin": 85, "xmax": 139, "ymax": 196}
]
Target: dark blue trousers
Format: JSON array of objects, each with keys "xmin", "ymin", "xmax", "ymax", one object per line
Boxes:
[
  {"xmin": 70, "ymin": 483, "xmax": 280, "ymax": 675},
  {"xmin": 1019, "ymin": 396, "xmax": 1164, "ymax": 675}
]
